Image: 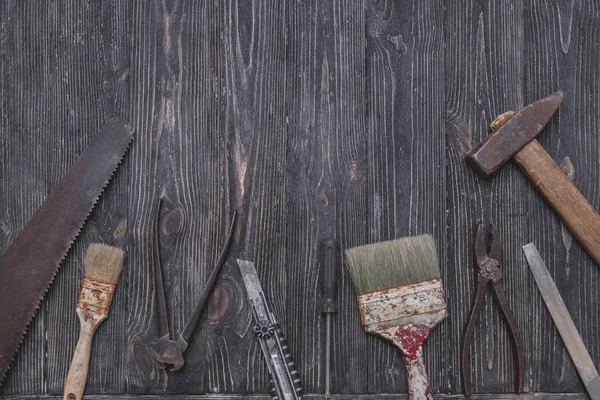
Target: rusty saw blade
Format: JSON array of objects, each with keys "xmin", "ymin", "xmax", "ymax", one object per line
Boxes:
[{"xmin": 0, "ymin": 118, "xmax": 133, "ymax": 383}]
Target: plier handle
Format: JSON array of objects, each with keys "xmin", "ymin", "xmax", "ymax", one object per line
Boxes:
[
  {"xmin": 153, "ymin": 197, "xmax": 237, "ymax": 371},
  {"xmin": 461, "ymin": 223, "xmax": 525, "ymax": 396}
]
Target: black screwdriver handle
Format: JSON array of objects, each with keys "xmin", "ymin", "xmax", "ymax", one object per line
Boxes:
[{"xmin": 320, "ymin": 238, "xmax": 339, "ymax": 314}]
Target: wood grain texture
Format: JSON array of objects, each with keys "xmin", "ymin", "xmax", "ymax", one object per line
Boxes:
[
  {"xmin": 515, "ymin": 138, "xmax": 600, "ymax": 265},
  {"xmin": 0, "ymin": 0, "xmax": 129, "ymax": 396},
  {"xmin": 127, "ymin": 0, "xmax": 288, "ymax": 395},
  {"xmin": 445, "ymin": 0, "xmax": 532, "ymax": 395},
  {"xmin": 523, "ymin": 0, "xmax": 600, "ymax": 393},
  {"xmin": 42, "ymin": 1, "xmax": 131, "ymax": 396},
  {"xmin": 208, "ymin": 0, "xmax": 288, "ymax": 396},
  {"xmin": 0, "ymin": 393, "xmax": 592, "ymax": 400},
  {"xmin": 286, "ymin": 0, "xmax": 368, "ymax": 395},
  {"xmin": 2, "ymin": 0, "xmax": 600, "ymax": 398},
  {"xmin": 365, "ymin": 0, "xmax": 446, "ymax": 394},
  {"xmin": 0, "ymin": 2, "xmax": 47, "ymax": 393},
  {"xmin": 127, "ymin": 0, "xmax": 237, "ymax": 394}
]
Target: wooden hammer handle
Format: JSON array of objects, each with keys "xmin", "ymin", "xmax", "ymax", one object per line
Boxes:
[{"xmin": 515, "ymin": 139, "xmax": 600, "ymax": 265}]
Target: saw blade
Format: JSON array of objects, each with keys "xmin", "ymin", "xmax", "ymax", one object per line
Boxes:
[{"xmin": 0, "ymin": 118, "xmax": 133, "ymax": 383}]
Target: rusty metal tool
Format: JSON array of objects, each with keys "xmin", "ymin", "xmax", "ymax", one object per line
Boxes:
[
  {"xmin": 522, "ymin": 243, "xmax": 600, "ymax": 400},
  {"xmin": 466, "ymin": 92, "xmax": 600, "ymax": 265},
  {"xmin": 0, "ymin": 119, "xmax": 132, "ymax": 383},
  {"xmin": 461, "ymin": 223, "xmax": 524, "ymax": 396},
  {"xmin": 320, "ymin": 238, "xmax": 339, "ymax": 400},
  {"xmin": 237, "ymin": 259, "xmax": 302, "ymax": 400},
  {"xmin": 153, "ymin": 198, "xmax": 237, "ymax": 371}
]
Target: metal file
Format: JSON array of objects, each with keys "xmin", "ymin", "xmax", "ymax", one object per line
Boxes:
[{"xmin": 523, "ymin": 243, "xmax": 600, "ymax": 400}]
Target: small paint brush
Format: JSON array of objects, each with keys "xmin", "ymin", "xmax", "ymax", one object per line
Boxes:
[
  {"xmin": 64, "ymin": 244, "xmax": 125, "ymax": 400},
  {"xmin": 345, "ymin": 235, "xmax": 447, "ymax": 400}
]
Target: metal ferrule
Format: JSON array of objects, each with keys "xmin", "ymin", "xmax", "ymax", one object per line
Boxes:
[
  {"xmin": 357, "ymin": 278, "xmax": 447, "ymax": 330},
  {"xmin": 77, "ymin": 278, "xmax": 115, "ymax": 316}
]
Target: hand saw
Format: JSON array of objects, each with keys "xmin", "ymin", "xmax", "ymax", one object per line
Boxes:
[{"xmin": 0, "ymin": 118, "xmax": 133, "ymax": 383}]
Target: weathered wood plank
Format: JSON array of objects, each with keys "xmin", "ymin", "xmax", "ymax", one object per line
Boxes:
[
  {"xmin": 0, "ymin": 3, "xmax": 45, "ymax": 394},
  {"xmin": 445, "ymin": 0, "xmax": 533, "ymax": 395},
  {"xmin": 286, "ymin": 0, "xmax": 368, "ymax": 395},
  {"xmin": 0, "ymin": 0, "xmax": 131, "ymax": 395},
  {"xmin": 0, "ymin": 1, "xmax": 54, "ymax": 393},
  {"xmin": 365, "ymin": 0, "xmax": 446, "ymax": 394},
  {"xmin": 0, "ymin": 392, "xmax": 592, "ymax": 399},
  {"xmin": 126, "ymin": 0, "xmax": 238, "ymax": 394},
  {"xmin": 522, "ymin": 0, "xmax": 600, "ymax": 393},
  {"xmin": 206, "ymin": 0, "xmax": 289, "ymax": 395},
  {"xmin": 126, "ymin": 0, "xmax": 179, "ymax": 392},
  {"xmin": 172, "ymin": 0, "xmax": 237, "ymax": 395},
  {"xmin": 3, "ymin": 0, "xmax": 600, "ymax": 398},
  {"xmin": 42, "ymin": 0, "xmax": 131, "ymax": 396},
  {"xmin": 127, "ymin": 0, "xmax": 289, "ymax": 395}
]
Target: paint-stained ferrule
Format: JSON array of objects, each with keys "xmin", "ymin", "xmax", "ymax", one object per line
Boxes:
[
  {"xmin": 357, "ymin": 278, "xmax": 447, "ymax": 328},
  {"xmin": 77, "ymin": 278, "xmax": 115, "ymax": 316}
]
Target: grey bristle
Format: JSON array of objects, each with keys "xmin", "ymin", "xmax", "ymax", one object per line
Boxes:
[
  {"xmin": 84, "ymin": 243, "xmax": 125, "ymax": 283},
  {"xmin": 345, "ymin": 235, "xmax": 439, "ymax": 295}
]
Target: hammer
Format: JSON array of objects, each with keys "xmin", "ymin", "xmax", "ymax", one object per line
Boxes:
[{"xmin": 466, "ymin": 92, "xmax": 600, "ymax": 265}]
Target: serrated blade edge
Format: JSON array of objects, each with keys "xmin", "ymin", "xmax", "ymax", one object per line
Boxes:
[{"xmin": 0, "ymin": 118, "xmax": 133, "ymax": 383}]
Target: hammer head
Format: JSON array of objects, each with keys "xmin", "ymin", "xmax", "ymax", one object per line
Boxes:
[{"xmin": 466, "ymin": 92, "xmax": 564, "ymax": 177}]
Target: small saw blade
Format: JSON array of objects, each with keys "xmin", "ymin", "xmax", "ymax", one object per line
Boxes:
[{"xmin": 0, "ymin": 118, "xmax": 133, "ymax": 383}]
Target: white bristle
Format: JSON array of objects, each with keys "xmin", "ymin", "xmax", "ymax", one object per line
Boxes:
[
  {"xmin": 345, "ymin": 235, "xmax": 439, "ymax": 295},
  {"xmin": 84, "ymin": 243, "xmax": 124, "ymax": 283}
]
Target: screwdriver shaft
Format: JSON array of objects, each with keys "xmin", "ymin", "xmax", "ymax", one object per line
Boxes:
[
  {"xmin": 325, "ymin": 313, "xmax": 332, "ymax": 399},
  {"xmin": 320, "ymin": 237, "xmax": 338, "ymax": 400}
]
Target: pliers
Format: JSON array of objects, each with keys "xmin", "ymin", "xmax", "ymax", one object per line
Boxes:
[
  {"xmin": 152, "ymin": 197, "xmax": 237, "ymax": 371},
  {"xmin": 461, "ymin": 223, "xmax": 524, "ymax": 396}
]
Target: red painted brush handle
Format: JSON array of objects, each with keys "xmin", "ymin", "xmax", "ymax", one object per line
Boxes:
[
  {"xmin": 404, "ymin": 355, "xmax": 433, "ymax": 400},
  {"xmin": 378, "ymin": 324, "xmax": 433, "ymax": 400}
]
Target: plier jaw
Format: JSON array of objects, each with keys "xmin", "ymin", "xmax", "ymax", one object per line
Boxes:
[
  {"xmin": 156, "ymin": 334, "xmax": 184, "ymax": 371},
  {"xmin": 462, "ymin": 223, "xmax": 524, "ymax": 397},
  {"xmin": 474, "ymin": 223, "xmax": 503, "ymax": 283},
  {"xmin": 152, "ymin": 197, "xmax": 238, "ymax": 373}
]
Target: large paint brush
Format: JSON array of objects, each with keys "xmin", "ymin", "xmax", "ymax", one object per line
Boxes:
[
  {"xmin": 345, "ymin": 235, "xmax": 447, "ymax": 400},
  {"xmin": 64, "ymin": 244, "xmax": 125, "ymax": 400}
]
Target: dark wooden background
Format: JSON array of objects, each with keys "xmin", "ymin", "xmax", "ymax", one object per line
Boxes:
[{"xmin": 1, "ymin": 0, "xmax": 599, "ymax": 398}]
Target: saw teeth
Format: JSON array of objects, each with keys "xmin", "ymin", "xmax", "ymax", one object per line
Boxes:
[{"xmin": 0, "ymin": 129, "xmax": 133, "ymax": 384}]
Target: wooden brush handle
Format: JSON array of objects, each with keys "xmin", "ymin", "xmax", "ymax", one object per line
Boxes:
[
  {"xmin": 64, "ymin": 309, "xmax": 106, "ymax": 400},
  {"xmin": 404, "ymin": 354, "xmax": 433, "ymax": 400},
  {"xmin": 376, "ymin": 324, "xmax": 433, "ymax": 400},
  {"xmin": 515, "ymin": 139, "xmax": 600, "ymax": 265}
]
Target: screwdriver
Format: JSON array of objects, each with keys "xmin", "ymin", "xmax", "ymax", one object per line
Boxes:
[{"xmin": 320, "ymin": 238, "xmax": 339, "ymax": 400}]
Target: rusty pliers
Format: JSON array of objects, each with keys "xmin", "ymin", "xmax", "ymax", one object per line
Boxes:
[
  {"xmin": 461, "ymin": 223, "xmax": 524, "ymax": 396},
  {"xmin": 153, "ymin": 198, "xmax": 237, "ymax": 371}
]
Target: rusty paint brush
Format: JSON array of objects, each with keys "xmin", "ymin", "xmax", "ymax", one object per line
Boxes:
[
  {"xmin": 64, "ymin": 244, "xmax": 124, "ymax": 400},
  {"xmin": 345, "ymin": 235, "xmax": 447, "ymax": 400}
]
